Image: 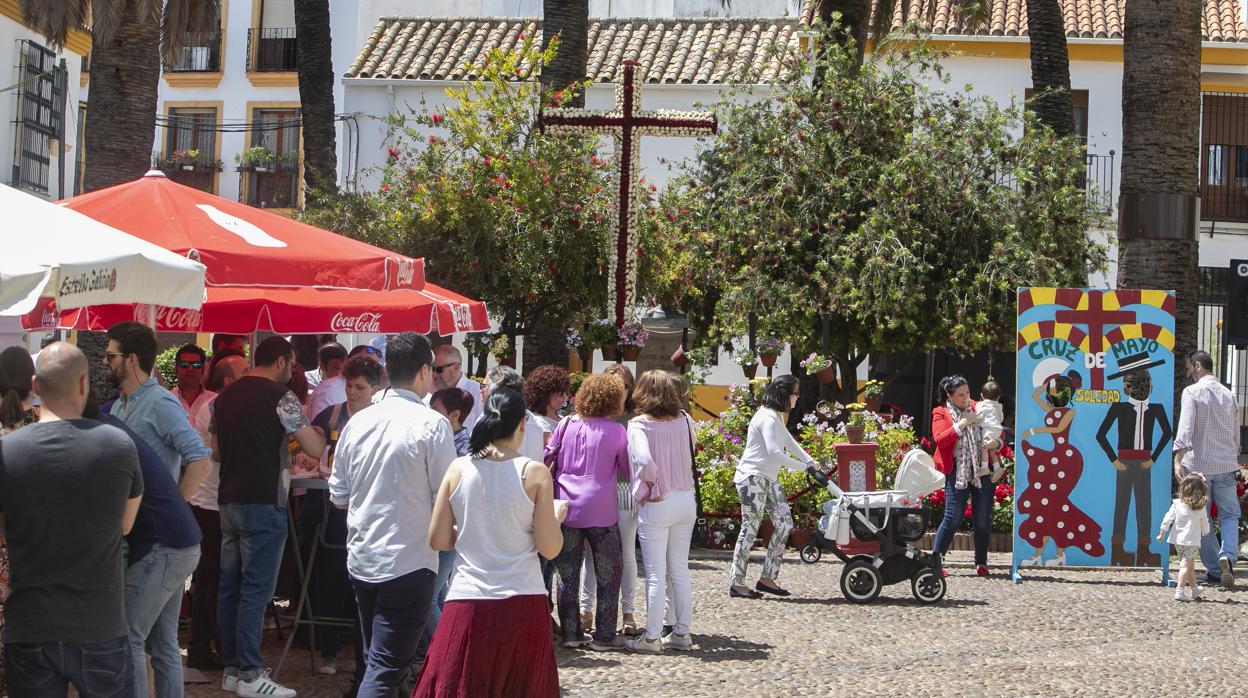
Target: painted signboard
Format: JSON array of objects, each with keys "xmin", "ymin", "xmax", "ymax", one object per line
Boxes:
[{"xmin": 1013, "ymin": 288, "xmax": 1176, "ymax": 580}]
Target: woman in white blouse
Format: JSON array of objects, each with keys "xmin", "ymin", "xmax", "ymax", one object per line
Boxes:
[{"xmin": 729, "ymin": 375, "xmax": 818, "ymax": 599}]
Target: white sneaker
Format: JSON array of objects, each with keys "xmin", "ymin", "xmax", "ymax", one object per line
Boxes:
[
  {"xmin": 626, "ymin": 636, "xmax": 663, "ymax": 653},
  {"xmin": 660, "ymin": 632, "xmax": 693, "ymax": 651},
  {"xmin": 316, "ymin": 658, "xmax": 337, "ymax": 675},
  {"xmin": 236, "ymin": 671, "xmax": 296, "ymax": 698},
  {"xmin": 1174, "ymin": 588, "xmax": 1188, "ymax": 601},
  {"xmin": 222, "ymin": 674, "xmax": 238, "ymax": 692},
  {"xmin": 1191, "ymin": 586, "xmax": 1203, "ymax": 601}
]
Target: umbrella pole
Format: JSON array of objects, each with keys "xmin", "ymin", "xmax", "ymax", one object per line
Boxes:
[{"xmin": 142, "ymin": 304, "xmax": 157, "ymax": 331}]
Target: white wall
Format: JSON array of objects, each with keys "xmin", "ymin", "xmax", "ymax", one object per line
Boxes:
[
  {"xmin": 155, "ymin": 0, "xmax": 359, "ymax": 202},
  {"xmin": 1, "ymin": 17, "xmax": 86, "ymax": 201}
]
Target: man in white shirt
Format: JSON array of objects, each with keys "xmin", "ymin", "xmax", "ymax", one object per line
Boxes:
[
  {"xmin": 305, "ymin": 342, "xmax": 347, "ymax": 390},
  {"xmin": 172, "ymin": 344, "xmax": 215, "ymax": 418},
  {"xmin": 329, "ymin": 333, "xmax": 456, "ymax": 697},
  {"xmin": 1173, "ymin": 350, "xmax": 1245, "ymax": 589},
  {"xmin": 432, "ymin": 344, "xmax": 483, "ymax": 432}
]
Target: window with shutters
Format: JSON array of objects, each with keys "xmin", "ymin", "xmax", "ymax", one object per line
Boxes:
[
  {"xmin": 161, "ymin": 108, "xmax": 220, "ymax": 192},
  {"xmin": 10, "ymin": 41, "xmax": 63, "ymax": 195},
  {"xmin": 249, "ymin": 0, "xmax": 297, "ymax": 71}
]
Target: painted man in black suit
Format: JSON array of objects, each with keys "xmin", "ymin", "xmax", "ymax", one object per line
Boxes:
[{"xmin": 1095, "ymin": 353, "xmax": 1172, "ymax": 567}]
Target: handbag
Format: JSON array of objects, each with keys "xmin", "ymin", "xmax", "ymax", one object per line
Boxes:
[{"xmin": 685, "ymin": 410, "xmax": 709, "ymax": 547}]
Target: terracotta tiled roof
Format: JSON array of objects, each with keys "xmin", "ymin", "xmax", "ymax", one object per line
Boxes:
[
  {"xmin": 347, "ymin": 17, "xmax": 806, "ymax": 83},
  {"xmin": 799, "ymin": 0, "xmax": 1248, "ymax": 42},
  {"xmin": 348, "ymin": 1, "xmax": 1248, "ymax": 83}
]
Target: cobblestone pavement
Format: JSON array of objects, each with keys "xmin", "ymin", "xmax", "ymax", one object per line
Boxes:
[{"xmin": 186, "ymin": 550, "xmax": 1248, "ymax": 697}]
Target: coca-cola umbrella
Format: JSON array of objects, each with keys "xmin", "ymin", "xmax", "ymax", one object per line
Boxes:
[
  {"xmin": 22, "ymin": 284, "xmax": 489, "ymax": 335},
  {"xmin": 59, "ymin": 171, "xmax": 425, "ymax": 293},
  {"xmin": 0, "ymin": 183, "xmax": 205, "ymax": 316}
]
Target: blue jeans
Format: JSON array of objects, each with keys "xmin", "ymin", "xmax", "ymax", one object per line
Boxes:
[
  {"xmin": 352, "ymin": 568, "xmax": 436, "ymax": 698},
  {"xmin": 5, "ymin": 636, "xmax": 131, "ymax": 697},
  {"xmin": 218, "ymin": 503, "xmax": 288, "ymax": 680},
  {"xmin": 416, "ymin": 551, "xmax": 456, "ymax": 659},
  {"xmin": 1200, "ymin": 471, "xmax": 1242, "ymax": 577},
  {"xmin": 125, "ymin": 543, "xmax": 201, "ymax": 698},
  {"xmin": 932, "ymin": 471, "xmax": 994, "ymax": 566}
]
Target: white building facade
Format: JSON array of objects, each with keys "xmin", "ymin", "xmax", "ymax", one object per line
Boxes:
[{"xmin": 1, "ymin": 3, "xmax": 89, "ymax": 202}]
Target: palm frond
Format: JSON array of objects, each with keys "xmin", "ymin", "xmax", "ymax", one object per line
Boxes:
[
  {"xmin": 19, "ymin": 0, "xmax": 91, "ymax": 46},
  {"xmin": 162, "ymin": 0, "xmax": 221, "ymax": 64}
]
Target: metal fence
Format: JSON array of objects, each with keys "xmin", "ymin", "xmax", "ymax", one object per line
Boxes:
[
  {"xmin": 993, "ymin": 151, "xmax": 1115, "ymax": 219},
  {"xmin": 1200, "ymin": 93, "xmax": 1248, "ymax": 223},
  {"xmin": 1196, "ymin": 265, "xmax": 1248, "ymax": 445},
  {"xmin": 166, "ymin": 34, "xmax": 221, "ymax": 72},
  {"xmin": 247, "ymin": 28, "xmax": 298, "ymax": 72},
  {"xmin": 10, "ymin": 40, "xmax": 62, "ymax": 195}
]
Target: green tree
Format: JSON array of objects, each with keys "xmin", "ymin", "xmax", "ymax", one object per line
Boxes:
[
  {"xmin": 645, "ymin": 38, "xmax": 1105, "ymax": 405},
  {"xmin": 303, "ymin": 41, "xmax": 623, "ymax": 365}
]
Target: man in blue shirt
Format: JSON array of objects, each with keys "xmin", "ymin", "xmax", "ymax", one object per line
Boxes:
[{"xmin": 104, "ymin": 322, "xmax": 212, "ymax": 500}]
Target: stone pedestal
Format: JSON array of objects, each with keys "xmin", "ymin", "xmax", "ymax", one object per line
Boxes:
[{"xmin": 833, "ymin": 441, "xmax": 881, "ymax": 555}]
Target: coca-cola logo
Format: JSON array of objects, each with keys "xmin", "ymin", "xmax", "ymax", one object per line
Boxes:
[
  {"xmin": 133, "ymin": 305, "xmax": 203, "ymax": 331},
  {"xmin": 394, "ymin": 258, "xmax": 417, "ymax": 288},
  {"xmin": 450, "ymin": 303, "xmax": 473, "ymax": 332},
  {"xmin": 332, "ymin": 312, "xmax": 382, "ymax": 333}
]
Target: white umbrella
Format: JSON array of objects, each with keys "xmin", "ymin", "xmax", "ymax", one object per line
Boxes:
[{"xmin": 0, "ymin": 184, "xmax": 205, "ymax": 316}]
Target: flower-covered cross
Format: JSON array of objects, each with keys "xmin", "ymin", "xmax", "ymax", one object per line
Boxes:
[{"xmin": 538, "ymin": 60, "xmax": 717, "ymax": 326}]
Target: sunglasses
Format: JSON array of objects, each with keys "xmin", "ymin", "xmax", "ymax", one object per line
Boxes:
[
  {"xmin": 104, "ymin": 352, "xmax": 127, "ymax": 361},
  {"xmin": 432, "ymin": 361, "xmax": 460, "ymax": 374},
  {"xmin": 178, "ymin": 360, "xmax": 204, "ymax": 369}
]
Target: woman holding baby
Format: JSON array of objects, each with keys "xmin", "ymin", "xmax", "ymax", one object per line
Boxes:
[{"xmin": 929, "ymin": 375, "xmax": 997, "ymax": 577}]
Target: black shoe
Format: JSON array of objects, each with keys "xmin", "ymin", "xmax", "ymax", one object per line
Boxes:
[
  {"xmin": 186, "ymin": 652, "xmax": 224, "ymax": 671},
  {"xmin": 755, "ymin": 581, "xmax": 791, "ymax": 597},
  {"xmin": 661, "ymin": 624, "xmax": 675, "ymax": 638},
  {"xmin": 729, "ymin": 587, "xmax": 762, "ymax": 599}
]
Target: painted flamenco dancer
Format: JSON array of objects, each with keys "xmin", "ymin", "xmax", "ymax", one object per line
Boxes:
[{"xmin": 1017, "ymin": 362, "xmax": 1105, "ymax": 566}]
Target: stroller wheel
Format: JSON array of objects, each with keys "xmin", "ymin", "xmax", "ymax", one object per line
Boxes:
[
  {"xmin": 911, "ymin": 568, "xmax": 947, "ymax": 604},
  {"xmin": 840, "ymin": 559, "xmax": 882, "ymax": 603},
  {"xmin": 800, "ymin": 544, "xmax": 821, "ymax": 564}
]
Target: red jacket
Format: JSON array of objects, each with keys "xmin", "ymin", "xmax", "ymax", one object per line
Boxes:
[{"xmin": 931, "ymin": 401, "xmax": 977, "ymax": 475}]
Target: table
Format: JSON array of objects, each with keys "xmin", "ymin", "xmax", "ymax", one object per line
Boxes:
[{"xmin": 275, "ymin": 478, "xmax": 355, "ymax": 679}]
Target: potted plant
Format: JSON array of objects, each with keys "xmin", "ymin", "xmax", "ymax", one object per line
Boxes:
[
  {"xmin": 800, "ymin": 352, "xmax": 835, "ymax": 384},
  {"xmin": 235, "ymin": 145, "xmax": 276, "ymax": 173},
  {"xmin": 566, "ymin": 327, "xmax": 592, "ymax": 369},
  {"xmin": 844, "ymin": 402, "xmax": 868, "ymax": 444},
  {"xmin": 684, "ymin": 346, "xmax": 714, "ymax": 386},
  {"xmin": 735, "ymin": 350, "xmax": 758, "ymax": 379},
  {"xmin": 671, "ymin": 344, "xmax": 689, "ymax": 367},
  {"xmin": 171, "ymin": 148, "xmax": 200, "ymax": 170},
  {"xmin": 278, "ymin": 150, "xmax": 300, "ymax": 173},
  {"xmin": 756, "ymin": 337, "xmax": 783, "ymax": 368},
  {"xmin": 489, "ymin": 334, "xmax": 516, "ymax": 368},
  {"xmin": 617, "ymin": 321, "xmax": 648, "ymax": 361},
  {"xmin": 863, "ymin": 378, "xmax": 885, "ymax": 412},
  {"xmin": 583, "ymin": 319, "xmax": 617, "ymax": 361}
]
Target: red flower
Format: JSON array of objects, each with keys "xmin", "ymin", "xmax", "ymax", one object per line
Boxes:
[
  {"xmin": 431, "ymin": 113, "xmax": 444, "ymax": 125},
  {"xmin": 386, "ymin": 146, "xmax": 401, "ymax": 162},
  {"xmin": 428, "ymin": 135, "xmax": 440, "ymax": 145},
  {"xmin": 963, "ymin": 504, "xmax": 972, "ymax": 519}
]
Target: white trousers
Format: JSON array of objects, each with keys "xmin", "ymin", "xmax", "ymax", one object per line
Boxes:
[
  {"xmin": 581, "ymin": 501, "xmax": 638, "ymax": 615},
  {"xmin": 637, "ymin": 490, "xmax": 696, "ymax": 640}
]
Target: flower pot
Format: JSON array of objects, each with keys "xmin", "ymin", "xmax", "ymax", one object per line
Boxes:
[
  {"xmin": 499, "ymin": 355, "xmax": 516, "ymax": 368},
  {"xmin": 760, "ymin": 354, "xmax": 778, "ymax": 368},
  {"xmin": 845, "ymin": 424, "xmax": 865, "ymax": 444},
  {"xmin": 816, "ymin": 366, "xmax": 835, "ymax": 384},
  {"xmin": 601, "ymin": 344, "xmax": 618, "ymax": 361},
  {"xmin": 743, "ymin": 363, "xmax": 758, "ymax": 380},
  {"xmin": 255, "ymin": 166, "xmax": 271, "ymax": 173},
  {"xmin": 788, "ymin": 529, "xmax": 813, "ymax": 550},
  {"xmin": 181, "ymin": 165, "xmax": 194, "ymax": 171},
  {"xmin": 865, "ymin": 395, "xmax": 882, "ymax": 413},
  {"xmin": 621, "ymin": 347, "xmax": 640, "ymax": 361},
  {"xmin": 671, "ymin": 345, "xmax": 689, "ymax": 367},
  {"xmin": 578, "ymin": 350, "xmax": 593, "ymax": 369}
]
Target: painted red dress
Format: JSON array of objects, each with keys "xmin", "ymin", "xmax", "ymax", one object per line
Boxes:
[{"xmin": 1017, "ymin": 407, "xmax": 1105, "ymax": 557}]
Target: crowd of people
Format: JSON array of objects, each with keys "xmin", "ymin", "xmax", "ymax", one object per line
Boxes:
[{"xmin": 0, "ymin": 325, "xmax": 1242, "ymax": 697}]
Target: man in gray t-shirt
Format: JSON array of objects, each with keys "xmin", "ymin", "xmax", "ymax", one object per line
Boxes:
[{"xmin": 0, "ymin": 343, "xmax": 143, "ymax": 696}]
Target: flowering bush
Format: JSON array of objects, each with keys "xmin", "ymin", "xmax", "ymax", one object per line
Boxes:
[
  {"xmin": 565, "ymin": 328, "xmax": 583, "ymax": 350},
  {"xmin": 489, "ymin": 334, "xmax": 514, "ymax": 359},
  {"xmin": 922, "ymin": 463, "xmax": 1015, "ymax": 533},
  {"xmin": 581, "ymin": 320, "xmax": 617, "ymax": 350},
  {"xmin": 757, "ymin": 337, "xmax": 783, "ymax": 357},
  {"xmin": 800, "ymin": 352, "xmax": 832, "ymax": 373},
  {"xmin": 863, "ymin": 379, "xmax": 885, "ymax": 399},
  {"xmin": 617, "ymin": 321, "xmax": 649, "ymax": 349}
]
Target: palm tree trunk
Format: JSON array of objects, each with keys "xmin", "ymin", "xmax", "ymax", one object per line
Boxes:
[
  {"xmin": 295, "ymin": 0, "xmax": 337, "ymax": 201},
  {"xmin": 82, "ymin": 1, "xmax": 160, "ymax": 192},
  {"xmin": 542, "ymin": 0, "xmax": 589, "ymax": 107},
  {"xmin": 1117, "ymin": 0, "xmax": 1201, "ymax": 406},
  {"xmin": 1025, "ymin": 0, "xmax": 1075, "ymax": 137},
  {"xmin": 819, "ymin": 0, "xmax": 872, "ymax": 68}
]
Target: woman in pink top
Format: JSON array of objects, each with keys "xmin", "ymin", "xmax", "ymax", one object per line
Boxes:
[
  {"xmin": 624, "ymin": 371, "xmax": 698, "ymax": 653},
  {"xmin": 546, "ymin": 374, "xmax": 630, "ymax": 650}
]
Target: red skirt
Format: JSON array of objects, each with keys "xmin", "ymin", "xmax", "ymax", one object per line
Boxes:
[{"xmin": 413, "ymin": 594, "xmax": 559, "ymax": 698}]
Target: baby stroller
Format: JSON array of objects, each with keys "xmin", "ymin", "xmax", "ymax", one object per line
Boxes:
[{"xmin": 802, "ymin": 449, "xmax": 948, "ymax": 604}]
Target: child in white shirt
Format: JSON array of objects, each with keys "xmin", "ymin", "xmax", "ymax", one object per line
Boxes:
[
  {"xmin": 976, "ymin": 381, "xmax": 1006, "ymax": 483},
  {"xmin": 1157, "ymin": 473, "xmax": 1211, "ymax": 601}
]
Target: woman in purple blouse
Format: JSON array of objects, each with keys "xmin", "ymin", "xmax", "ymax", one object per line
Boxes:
[{"xmin": 546, "ymin": 373, "xmax": 631, "ymax": 650}]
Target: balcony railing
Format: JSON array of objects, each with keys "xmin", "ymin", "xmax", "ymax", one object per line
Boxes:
[
  {"xmin": 993, "ymin": 150, "xmax": 1116, "ymax": 219},
  {"xmin": 167, "ymin": 34, "xmax": 222, "ymax": 72},
  {"xmin": 247, "ymin": 28, "xmax": 298, "ymax": 72},
  {"xmin": 243, "ymin": 170, "xmax": 299, "ymax": 208}
]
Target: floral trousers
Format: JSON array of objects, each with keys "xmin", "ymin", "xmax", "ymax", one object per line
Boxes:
[{"xmin": 728, "ymin": 474, "xmax": 793, "ymax": 588}]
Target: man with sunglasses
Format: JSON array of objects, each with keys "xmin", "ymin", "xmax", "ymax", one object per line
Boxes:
[
  {"xmin": 432, "ymin": 344, "xmax": 483, "ymax": 432},
  {"xmin": 172, "ymin": 344, "xmax": 214, "ymax": 418},
  {"xmin": 105, "ymin": 322, "xmax": 213, "ymax": 503}
]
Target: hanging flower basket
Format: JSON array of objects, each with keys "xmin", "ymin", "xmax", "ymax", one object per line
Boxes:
[
  {"xmin": 817, "ymin": 366, "xmax": 836, "ymax": 384},
  {"xmin": 601, "ymin": 344, "xmax": 618, "ymax": 361},
  {"xmin": 671, "ymin": 345, "xmax": 689, "ymax": 367},
  {"xmin": 760, "ymin": 354, "xmax": 777, "ymax": 368},
  {"xmin": 578, "ymin": 350, "xmax": 593, "ymax": 368},
  {"xmin": 743, "ymin": 363, "xmax": 758, "ymax": 379}
]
